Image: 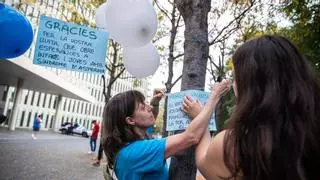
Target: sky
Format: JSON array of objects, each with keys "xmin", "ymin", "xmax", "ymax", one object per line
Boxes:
[{"xmin": 148, "ymin": 0, "xmax": 292, "ymax": 94}]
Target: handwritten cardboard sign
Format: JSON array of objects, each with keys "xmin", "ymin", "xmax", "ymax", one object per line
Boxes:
[
  {"xmin": 33, "ymin": 16, "xmax": 108, "ymax": 74},
  {"xmin": 166, "ymin": 90, "xmax": 216, "ymax": 131}
]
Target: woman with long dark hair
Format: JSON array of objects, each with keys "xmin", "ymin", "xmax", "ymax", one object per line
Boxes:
[
  {"xmin": 102, "ymin": 83, "xmax": 230, "ymax": 180},
  {"xmin": 184, "ymin": 35, "xmax": 320, "ymax": 180}
]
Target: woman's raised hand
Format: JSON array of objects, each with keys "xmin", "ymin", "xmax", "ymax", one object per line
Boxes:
[
  {"xmin": 211, "ymin": 79, "xmax": 231, "ymax": 100},
  {"xmin": 182, "ymin": 96, "xmax": 203, "ymax": 119}
]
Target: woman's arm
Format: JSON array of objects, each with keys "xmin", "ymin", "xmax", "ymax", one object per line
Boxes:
[
  {"xmin": 164, "ymin": 80, "xmax": 231, "ymax": 159},
  {"xmin": 181, "ymin": 94, "xmax": 233, "ymax": 179}
]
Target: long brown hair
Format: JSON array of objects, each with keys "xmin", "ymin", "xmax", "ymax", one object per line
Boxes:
[
  {"xmin": 224, "ymin": 35, "xmax": 320, "ymax": 180},
  {"xmin": 102, "ymin": 90, "xmax": 145, "ymax": 177}
]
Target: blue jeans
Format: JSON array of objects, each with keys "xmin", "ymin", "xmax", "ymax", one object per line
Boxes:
[{"xmin": 90, "ymin": 137, "xmax": 97, "ymax": 152}]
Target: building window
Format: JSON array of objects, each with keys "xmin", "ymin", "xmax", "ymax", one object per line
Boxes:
[
  {"xmin": 26, "ymin": 112, "xmax": 32, "ymax": 127},
  {"xmin": 36, "ymin": 93, "xmax": 42, "ymax": 107},
  {"xmin": 50, "ymin": 115, "xmax": 54, "ymax": 128},
  {"xmin": 68, "ymin": 100, "xmax": 72, "ymax": 111},
  {"xmin": 88, "ymin": 104, "xmax": 91, "ymax": 114},
  {"xmin": 101, "ymin": 91, "xmax": 104, "ymax": 102},
  {"xmin": 24, "ymin": 91, "xmax": 29, "ymax": 104},
  {"xmin": 30, "ymin": 91, "xmax": 35, "ymax": 105},
  {"xmin": 87, "ymin": 120, "xmax": 90, "ymax": 129},
  {"xmin": 19, "ymin": 111, "xmax": 25, "ymax": 127},
  {"xmin": 9, "ymin": 90, "xmax": 15, "ymax": 102},
  {"xmin": 48, "ymin": 95, "xmax": 52, "ymax": 109},
  {"xmin": 92, "ymin": 105, "xmax": 95, "ymax": 116},
  {"xmin": 63, "ymin": 99, "xmax": 67, "ymax": 111},
  {"xmin": 45, "ymin": 114, "xmax": 49, "ymax": 128},
  {"xmin": 77, "ymin": 101, "xmax": 80, "ymax": 113},
  {"xmin": 81, "ymin": 102, "xmax": 84, "ymax": 114},
  {"xmin": 53, "ymin": 96, "xmax": 57, "ymax": 109},
  {"xmin": 42, "ymin": 93, "xmax": 47, "ymax": 107},
  {"xmin": 72, "ymin": 101, "xmax": 76, "ymax": 112},
  {"xmin": 2, "ymin": 85, "xmax": 8, "ymax": 101}
]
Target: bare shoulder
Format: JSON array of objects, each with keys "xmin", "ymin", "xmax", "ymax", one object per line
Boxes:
[
  {"xmin": 203, "ymin": 130, "xmax": 233, "ymax": 180},
  {"xmin": 206, "ymin": 130, "xmax": 227, "ymax": 165}
]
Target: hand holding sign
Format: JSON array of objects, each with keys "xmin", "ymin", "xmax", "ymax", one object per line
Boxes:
[
  {"xmin": 182, "ymin": 96, "xmax": 203, "ymax": 119},
  {"xmin": 0, "ymin": 3, "xmax": 33, "ymax": 58},
  {"xmin": 167, "ymin": 90, "xmax": 217, "ymax": 131}
]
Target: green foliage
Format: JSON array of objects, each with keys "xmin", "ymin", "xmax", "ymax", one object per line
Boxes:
[
  {"xmin": 60, "ymin": 0, "xmax": 105, "ymax": 26},
  {"xmin": 280, "ymin": 0, "xmax": 320, "ymax": 71},
  {"xmin": 221, "ymin": 89, "xmax": 236, "ymax": 128},
  {"xmin": 133, "ymin": 79, "xmax": 142, "ymax": 88}
]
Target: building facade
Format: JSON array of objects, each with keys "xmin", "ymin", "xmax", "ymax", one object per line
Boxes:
[{"xmin": 0, "ymin": 0, "xmax": 151, "ymax": 131}]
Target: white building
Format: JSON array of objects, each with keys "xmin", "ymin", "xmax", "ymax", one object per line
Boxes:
[{"xmin": 0, "ymin": 0, "xmax": 151, "ymax": 131}]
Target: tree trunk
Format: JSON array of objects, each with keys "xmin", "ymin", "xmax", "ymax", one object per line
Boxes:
[
  {"xmin": 161, "ymin": 2, "xmax": 181, "ymax": 138},
  {"xmin": 170, "ymin": 0, "xmax": 211, "ymax": 179}
]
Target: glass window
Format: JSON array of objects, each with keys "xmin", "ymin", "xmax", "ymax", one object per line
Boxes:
[
  {"xmin": 26, "ymin": 112, "xmax": 32, "ymax": 127},
  {"xmin": 19, "ymin": 111, "xmax": 25, "ymax": 127}
]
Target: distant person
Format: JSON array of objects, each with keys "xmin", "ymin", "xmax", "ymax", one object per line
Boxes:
[
  {"xmin": 92, "ymin": 121, "xmax": 104, "ymax": 166},
  {"xmin": 102, "ymin": 84, "xmax": 230, "ymax": 179},
  {"xmin": 88, "ymin": 120, "xmax": 100, "ymax": 154},
  {"xmin": 32, "ymin": 114, "xmax": 43, "ymax": 140},
  {"xmin": 183, "ymin": 35, "xmax": 320, "ymax": 180}
]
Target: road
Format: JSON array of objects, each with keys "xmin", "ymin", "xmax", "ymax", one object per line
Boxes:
[{"xmin": 0, "ymin": 128, "xmax": 104, "ymax": 180}]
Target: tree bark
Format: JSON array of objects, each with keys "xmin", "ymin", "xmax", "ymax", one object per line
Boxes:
[{"xmin": 169, "ymin": 0, "xmax": 211, "ymax": 179}]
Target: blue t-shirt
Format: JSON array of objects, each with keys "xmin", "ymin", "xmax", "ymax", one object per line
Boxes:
[
  {"xmin": 115, "ymin": 138, "xmax": 168, "ymax": 180},
  {"xmin": 33, "ymin": 117, "xmax": 40, "ymax": 129}
]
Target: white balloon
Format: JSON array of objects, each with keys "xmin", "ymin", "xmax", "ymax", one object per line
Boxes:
[
  {"xmin": 95, "ymin": 2, "xmax": 109, "ymax": 31},
  {"xmin": 104, "ymin": 0, "xmax": 158, "ymax": 47},
  {"xmin": 123, "ymin": 43, "xmax": 160, "ymax": 78}
]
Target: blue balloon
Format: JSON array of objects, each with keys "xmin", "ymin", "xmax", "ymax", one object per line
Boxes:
[{"xmin": 0, "ymin": 3, "xmax": 34, "ymax": 59}]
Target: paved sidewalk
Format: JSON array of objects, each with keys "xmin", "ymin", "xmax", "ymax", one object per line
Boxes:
[
  {"xmin": 0, "ymin": 128, "xmax": 104, "ymax": 180},
  {"xmin": 0, "ymin": 128, "xmax": 206, "ymax": 180}
]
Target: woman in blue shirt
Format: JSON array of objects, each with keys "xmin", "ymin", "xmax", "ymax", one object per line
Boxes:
[
  {"xmin": 32, "ymin": 114, "xmax": 42, "ymax": 140},
  {"xmin": 102, "ymin": 83, "xmax": 230, "ymax": 180}
]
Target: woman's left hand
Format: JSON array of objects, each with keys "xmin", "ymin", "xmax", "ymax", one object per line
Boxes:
[
  {"xmin": 182, "ymin": 96, "xmax": 203, "ymax": 119},
  {"xmin": 151, "ymin": 88, "xmax": 165, "ymax": 104}
]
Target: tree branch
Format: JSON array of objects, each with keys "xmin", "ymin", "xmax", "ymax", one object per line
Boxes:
[
  {"xmin": 208, "ymin": 56, "xmax": 220, "ymax": 70},
  {"xmin": 109, "ymin": 68, "xmax": 125, "ymax": 86},
  {"xmin": 174, "ymin": 53, "xmax": 184, "ymax": 60},
  {"xmin": 101, "ymin": 74, "xmax": 107, "ymax": 101},
  {"xmin": 209, "ymin": 1, "xmax": 255, "ymax": 46},
  {"xmin": 154, "ymin": 0, "xmax": 171, "ymax": 20},
  {"xmin": 172, "ymin": 75, "xmax": 182, "ymax": 87},
  {"xmin": 105, "ymin": 64, "xmax": 112, "ymax": 72}
]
